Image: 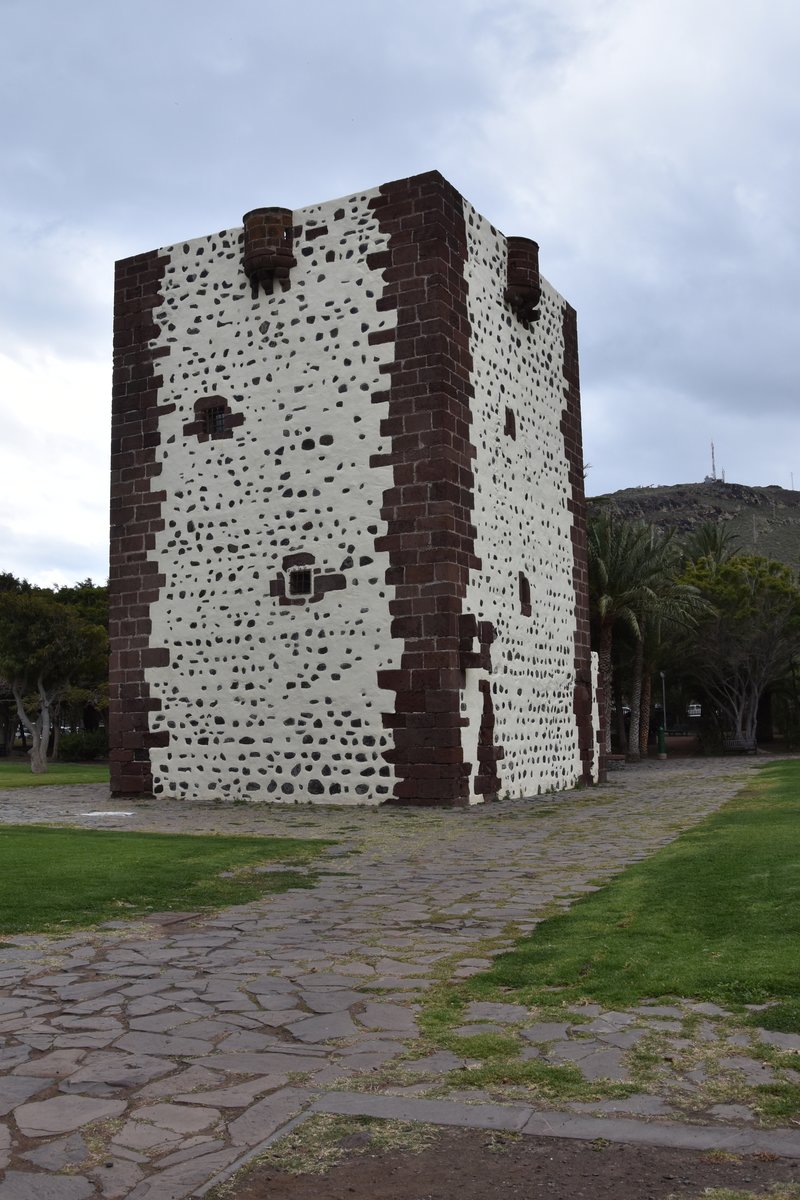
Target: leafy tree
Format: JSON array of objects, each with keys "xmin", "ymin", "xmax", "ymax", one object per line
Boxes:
[
  {"xmin": 0, "ymin": 573, "xmax": 32, "ymax": 753},
  {"xmin": 52, "ymin": 579, "xmax": 108, "ymax": 629},
  {"xmin": 680, "ymin": 555, "xmax": 800, "ymax": 745},
  {"xmin": 0, "ymin": 680, "xmax": 13, "ymax": 755},
  {"xmin": 0, "ymin": 593, "xmax": 107, "ymax": 773},
  {"xmin": 51, "ymin": 579, "xmax": 109, "ymax": 736},
  {"xmin": 0, "ymin": 572, "xmax": 31, "ymax": 594}
]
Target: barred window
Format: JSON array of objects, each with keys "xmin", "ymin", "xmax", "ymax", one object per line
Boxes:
[
  {"xmin": 288, "ymin": 568, "xmax": 313, "ymax": 596},
  {"xmin": 204, "ymin": 406, "xmax": 226, "ymax": 435}
]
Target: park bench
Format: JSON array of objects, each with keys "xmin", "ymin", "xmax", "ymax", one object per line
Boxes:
[{"xmin": 722, "ymin": 735, "xmax": 757, "ymax": 754}]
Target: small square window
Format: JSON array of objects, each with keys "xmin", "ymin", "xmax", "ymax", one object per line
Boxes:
[
  {"xmin": 288, "ymin": 568, "xmax": 312, "ymax": 596},
  {"xmin": 204, "ymin": 406, "xmax": 226, "ymax": 435}
]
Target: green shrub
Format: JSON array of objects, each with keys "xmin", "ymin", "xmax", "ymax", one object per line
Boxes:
[{"xmin": 59, "ymin": 730, "xmax": 108, "ymax": 761}]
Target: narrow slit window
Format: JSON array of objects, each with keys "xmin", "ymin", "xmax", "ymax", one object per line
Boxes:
[
  {"xmin": 519, "ymin": 571, "xmax": 532, "ymax": 616},
  {"xmin": 504, "ymin": 406, "xmax": 516, "ymax": 440},
  {"xmin": 204, "ymin": 406, "xmax": 226, "ymax": 435},
  {"xmin": 288, "ymin": 568, "xmax": 312, "ymax": 596}
]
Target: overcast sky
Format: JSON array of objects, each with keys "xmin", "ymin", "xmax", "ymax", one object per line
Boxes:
[{"xmin": 2, "ymin": 0, "xmax": 798, "ymax": 586}]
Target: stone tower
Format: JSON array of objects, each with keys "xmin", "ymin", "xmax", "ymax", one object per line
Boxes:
[{"xmin": 109, "ymin": 171, "xmax": 599, "ymax": 805}]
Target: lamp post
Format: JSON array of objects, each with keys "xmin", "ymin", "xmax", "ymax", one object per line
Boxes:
[{"xmin": 658, "ymin": 670, "xmax": 667, "ymax": 759}]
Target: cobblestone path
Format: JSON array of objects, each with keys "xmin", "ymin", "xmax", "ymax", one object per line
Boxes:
[{"xmin": 0, "ymin": 756, "xmax": 787, "ymax": 1198}]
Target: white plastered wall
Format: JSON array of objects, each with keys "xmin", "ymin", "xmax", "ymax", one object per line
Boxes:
[
  {"xmin": 591, "ymin": 650, "xmax": 601, "ymax": 782},
  {"xmin": 462, "ymin": 202, "xmax": 585, "ymax": 799},
  {"xmin": 142, "ymin": 190, "xmax": 400, "ymax": 803}
]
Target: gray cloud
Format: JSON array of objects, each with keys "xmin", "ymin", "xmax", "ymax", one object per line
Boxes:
[
  {"xmin": 0, "ymin": 522, "xmax": 107, "ymax": 589},
  {"xmin": 2, "ymin": 0, "xmax": 799, "ymax": 580}
]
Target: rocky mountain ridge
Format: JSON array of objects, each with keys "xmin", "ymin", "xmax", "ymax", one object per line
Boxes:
[{"xmin": 588, "ymin": 480, "xmax": 800, "ymax": 574}]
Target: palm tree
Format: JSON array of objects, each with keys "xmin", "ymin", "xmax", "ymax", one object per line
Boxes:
[
  {"xmin": 588, "ymin": 514, "xmax": 705, "ymax": 757},
  {"xmin": 682, "ymin": 522, "xmax": 740, "ymax": 570},
  {"xmin": 627, "ymin": 557, "xmax": 708, "ymax": 760},
  {"xmin": 588, "ymin": 513, "xmax": 660, "ymax": 754}
]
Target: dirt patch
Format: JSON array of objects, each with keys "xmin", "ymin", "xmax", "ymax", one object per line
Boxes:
[{"xmin": 225, "ymin": 1126, "xmax": 800, "ymax": 1200}]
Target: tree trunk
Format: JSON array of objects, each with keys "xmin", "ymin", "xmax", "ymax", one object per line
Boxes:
[
  {"xmin": 744, "ymin": 686, "xmax": 760, "ymax": 745},
  {"xmin": 614, "ymin": 678, "xmax": 627, "ymax": 754},
  {"xmin": 36, "ymin": 680, "xmax": 52, "ymax": 773},
  {"xmin": 1, "ymin": 706, "xmax": 13, "ymax": 755},
  {"xmin": 598, "ymin": 624, "xmax": 613, "ymax": 754},
  {"xmin": 29, "ymin": 738, "xmax": 48, "ymax": 774},
  {"xmin": 51, "ymin": 719, "xmax": 61, "ymax": 762},
  {"xmin": 12, "ymin": 680, "xmax": 49, "ymax": 774},
  {"xmin": 627, "ymin": 635, "xmax": 645, "ymax": 761},
  {"xmin": 639, "ymin": 672, "xmax": 652, "ymax": 757}
]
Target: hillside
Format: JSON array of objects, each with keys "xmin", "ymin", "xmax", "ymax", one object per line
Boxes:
[{"xmin": 588, "ymin": 480, "xmax": 800, "ymax": 574}]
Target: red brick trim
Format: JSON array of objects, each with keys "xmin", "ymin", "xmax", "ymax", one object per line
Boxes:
[
  {"xmin": 109, "ymin": 249, "xmax": 171, "ymax": 796},
  {"xmin": 475, "ymin": 679, "xmax": 504, "ymax": 797},
  {"xmin": 369, "ymin": 171, "xmax": 481, "ymax": 807},
  {"xmin": 560, "ymin": 303, "xmax": 599, "ymax": 784}
]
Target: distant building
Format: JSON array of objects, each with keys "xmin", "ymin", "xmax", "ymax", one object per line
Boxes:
[{"xmin": 109, "ymin": 171, "xmax": 600, "ymax": 806}]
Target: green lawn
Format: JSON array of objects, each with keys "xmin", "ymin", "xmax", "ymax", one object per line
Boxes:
[
  {"xmin": 433, "ymin": 759, "xmax": 800, "ymax": 1021},
  {"xmin": 0, "ymin": 825, "xmax": 331, "ymax": 934},
  {"xmin": 0, "ymin": 760, "xmax": 110, "ymax": 788},
  {"xmin": 413, "ymin": 760, "xmax": 800, "ymax": 1112}
]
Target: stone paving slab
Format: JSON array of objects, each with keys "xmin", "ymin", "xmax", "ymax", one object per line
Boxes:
[
  {"xmin": 20, "ymin": 1136, "xmax": 89, "ymax": 1172},
  {"xmin": 3, "ymin": 755, "xmax": 797, "ymax": 1197},
  {"xmin": 313, "ymin": 1090, "xmax": 533, "ymax": 1132},
  {"xmin": 465, "ymin": 1002, "xmax": 529, "ymax": 1023},
  {"xmin": 312, "ymin": 1090, "xmax": 800, "ymax": 1158},
  {"xmin": 0, "ymin": 1078, "xmax": 50, "ymax": 1116},
  {"xmin": 520, "ymin": 1110, "xmax": 800, "ymax": 1156},
  {"xmin": 226, "ymin": 1087, "xmax": 315, "ymax": 1148},
  {"xmin": 14, "ymin": 1097, "xmax": 127, "ymax": 1138},
  {"xmin": 0, "ymin": 1171, "xmax": 96, "ymax": 1200},
  {"xmin": 521, "ymin": 1022, "xmax": 573, "ymax": 1043}
]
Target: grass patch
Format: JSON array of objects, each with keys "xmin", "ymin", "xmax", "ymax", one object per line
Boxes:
[
  {"xmin": 413, "ymin": 979, "xmax": 634, "ymax": 1104},
  {"xmin": 443, "ymin": 1056, "xmax": 626, "ymax": 1099},
  {"xmin": 753, "ymin": 1083, "xmax": 800, "ymax": 1123},
  {"xmin": 223, "ymin": 1114, "xmax": 440, "ymax": 1181},
  {"xmin": 0, "ymin": 760, "xmax": 110, "ymax": 788},
  {"xmin": 748, "ymin": 1002, "xmax": 800, "ymax": 1034},
  {"xmin": 0, "ymin": 824, "xmax": 331, "ymax": 934},
  {"xmin": 693, "ymin": 1189, "xmax": 800, "ymax": 1200},
  {"xmin": 456, "ymin": 761, "xmax": 800, "ymax": 1011},
  {"xmin": 415, "ymin": 761, "xmax": 800, "ymax": 1106},
  {"xmin": 447, "ymin": 1032, "xmax": 521, "ymax": 1059},
  {"xmin": 418, "ymin": 988, "xmax": 469, "ymax": 1045}
]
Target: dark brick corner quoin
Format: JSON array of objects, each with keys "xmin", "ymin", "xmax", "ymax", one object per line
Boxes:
[
  {"xmin": 368, "ymin": 171, "xmax": 484, "ymax": 807},
  {"xmin": 108, "ymin": 249, "xmax": 172, "ymax": 796},
  {"xmin": 560, "ymin": 302, "xmax": 601, "ymax": 784}
]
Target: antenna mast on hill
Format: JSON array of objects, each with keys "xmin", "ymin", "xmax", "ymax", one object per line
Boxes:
[{"xmin": 711, "ymin": 441, "xmax": 717, "ymax": 481}]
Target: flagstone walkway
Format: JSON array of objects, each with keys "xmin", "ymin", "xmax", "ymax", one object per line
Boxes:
[{"xmin": 1, "ymin": 755, "xmax": 796, "ymax": 1199}]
